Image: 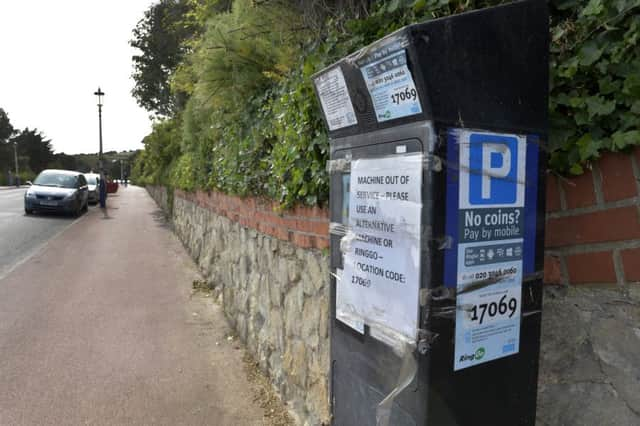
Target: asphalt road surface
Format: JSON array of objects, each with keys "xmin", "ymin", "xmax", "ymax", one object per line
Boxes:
[
  {"xmin": 0, "ymin": 186, "xmax": 266, "ymax": 425},
  {"xmin": 0, "ymin": 188, "xmax": 80, "ymax": 280}
]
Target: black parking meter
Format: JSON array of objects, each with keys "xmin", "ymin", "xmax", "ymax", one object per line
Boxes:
[{"xmin": 313, "ymin": 1, "xmax": 548, "ymax": 425}]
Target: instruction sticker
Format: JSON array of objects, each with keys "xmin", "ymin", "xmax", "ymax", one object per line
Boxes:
[
  {"xmin": 448, "ymin": 130, "xmax": 527, "ymax": 371},
  {"xmin": 360, "ymin": 50, "xmax": 422, "ymax": 122},
  {"xmin": 314, "ymin": 67, "xmax": 357, "ymax": 131},
  {"xmin": 337, "ymin": 154, "xmax": 422, "ymax": 340}
]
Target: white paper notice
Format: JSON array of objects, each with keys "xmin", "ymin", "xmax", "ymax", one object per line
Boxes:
[
  {"xmin": 360, "ymin": 50, "xmax": 422, "ymax": 122},
  {"xmin": 314, "ymin": 67, "xmax": 358, "ymax": 131},
  {"xmin": 337, "ymin": 154, "xmax": 422, "ymax": 340}
]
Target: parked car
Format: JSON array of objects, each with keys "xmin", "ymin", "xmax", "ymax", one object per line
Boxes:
[
  {"xmin": 24, "ymin": 169, "xmax": 89, "ymax": 216},
  {"xmin": 106, "ymin": 178, "xmax": 118, "ymax": 194},
  {"xmin": 84, "ymin": 172, "xmax": 100, "ymax": 204}
]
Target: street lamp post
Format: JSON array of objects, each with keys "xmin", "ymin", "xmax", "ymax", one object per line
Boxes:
[
  {"xmin": 94, "ymin": 87, "xmax": 106, "ymax": 208},
  {"xmin": 94, "ymin": 87, "xmax": 104, "ymax": 171}
]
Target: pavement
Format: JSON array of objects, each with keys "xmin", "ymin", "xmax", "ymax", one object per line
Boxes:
[{"xmin": 0, "ymin": 186, "xmax": 267, "ymax": 425}]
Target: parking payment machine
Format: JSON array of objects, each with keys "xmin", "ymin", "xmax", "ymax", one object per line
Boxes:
[{"xmin": 313, "ymin": 1, "xmax": 548, "ymax": 425}]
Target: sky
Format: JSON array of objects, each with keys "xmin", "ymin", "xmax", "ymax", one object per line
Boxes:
[{"xmin": 0, "ymin": 0, "xmax": 157, "ymax": 155}]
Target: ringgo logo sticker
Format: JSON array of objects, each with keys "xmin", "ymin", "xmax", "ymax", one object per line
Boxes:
[{"xmin": 458, "ymin": 347, "xmax": 486, "ymax": 364}]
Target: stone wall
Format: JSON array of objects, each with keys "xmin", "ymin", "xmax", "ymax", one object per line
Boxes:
[
  {"xmin": 147, "ymin": 185, "xmax": 171, "ymax": 214},
  {"xmin": 148, "ymin": 157, "xmax": 640, "ymax": 425},
  {"xmin": 537, "ymin": 285, "xmax": 640, "ymax": 425},
  {"xmin": 148, "ymin": 186, "xmax": 331, "ymax": 425}
]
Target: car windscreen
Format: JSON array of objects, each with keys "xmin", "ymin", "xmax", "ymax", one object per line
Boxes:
[
  {"xmin": 34, "ymin": 172, "xmax": 77, "ymax": 188},
  {"xmin": 85, "ymin": 175, "xmax": 98, "ymax": 185}
]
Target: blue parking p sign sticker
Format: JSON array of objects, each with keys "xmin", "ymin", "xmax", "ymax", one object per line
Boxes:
[
  {"xmin": 460, "ymin": 132, "xmax": 526, "ymax": 210},
  {"xmin": 450, "ymin": 129, "xmax": 528, "ymax": 371},
  {"xmin": 468, "ymin": 133, "xmax": 519, "ymax": 205}
]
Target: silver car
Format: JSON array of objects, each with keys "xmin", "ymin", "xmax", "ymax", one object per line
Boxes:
[
  {"xmin": 84, "ymin": 172, "xmax": 100, "ymax": 205},
  {"xmin": 24, "ymin": 169, "xmax": 89, "ymax": 216}
]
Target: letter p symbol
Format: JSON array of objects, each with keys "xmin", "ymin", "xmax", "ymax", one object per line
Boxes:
[
  {"xmin": 482, "ymin": 144, "xmax": 511, "ymax": 199},
  {"xmin": 468, "ymin": 134, "xmax": 518, "ymax": 205}
]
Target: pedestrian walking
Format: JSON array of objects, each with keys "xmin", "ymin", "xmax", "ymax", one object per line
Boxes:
[{"xmin": 99, "ymin": 170, "xmax": 107, "ymax": 208}]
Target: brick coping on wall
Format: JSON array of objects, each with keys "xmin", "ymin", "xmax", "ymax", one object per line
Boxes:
[
  {"xmin": 169, "ymin": 149, "xmax": 640, "ymax": 287},
  {"xmin": 174, "ymin": 189, "xmax": 330, "ymax": 250}
]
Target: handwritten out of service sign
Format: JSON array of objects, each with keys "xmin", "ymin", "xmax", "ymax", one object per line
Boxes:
[{"xmin": 337, "ymin": 154, "xmax": 422, "ymax": 340}]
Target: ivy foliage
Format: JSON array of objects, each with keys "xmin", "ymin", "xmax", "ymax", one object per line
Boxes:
[
  {"xmin": 549, "ymin": 0, "xmax": 640, "ymax": 174},
  {"xmin": 132, "ymin": 0, "xmax": 640, "ymax": 208}
]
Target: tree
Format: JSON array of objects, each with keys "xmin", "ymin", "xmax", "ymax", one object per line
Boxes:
[
  {"xmin": 49, "ymin": 153, "xmax": 78, "ymax": 171},
  {"xmin": 130, "ymin": 0, "xmax": 206, "ymax": 116},
  {"xmin": 12, "ymin": 128, "xmax": 54, "ymax": 175},
  {"xmin": 0, "ymin": 108, "xmax": 16, "ymax": 183},
  {"xmin": 0, "ymin": 108, "xmax": 13, "ymax": 142}
]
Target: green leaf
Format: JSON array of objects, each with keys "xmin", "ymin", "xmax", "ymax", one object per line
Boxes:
[
  {"xmin": 585, "ymin": 96, "xmax": 617, "ymax": 117},
  {"xmin": 574, "ymin": 110, "xmax": 590, "ymax": 126},
  {"xmin": 595, "ymin": 59, "xmax": 610, "ymax": 74},
  {"xmin": 611, "ymin": 130, "xmax": 640, "ymax": 150},
  {"xmin": 581, "ymin": 0, "xmax": 604, "ymax": 17},
  {"xmin": 555, "ymin": 92, "xmax": 572, "ymax": 106},
  {"xmin": 615, "ymin": 111, "xmax": 637, "ymax": 131},
  {"xmin": 598, "ymin": 76, "xmax": 620, "ymax": 94},
  {"xmin": 386, "ymin": 0, "xmax": 401, "ymax": 13},
  {"xmin": 569, "ymin": 95, "xmax": 586, "ymax": 108},
  {"xmin": 558, "ymin": 56, "xmax": 580, "ymax": 78},
  {"xmin": 302, "ymin": 60, "xmax": 315, "ymax": 78},
  {"xmin": 578, "ymin": 41, "xmax": 603, "ymax": 66},
  {"xmin": 569, "ymin": 163, "xmax": 584, "ymax": 175},
  {"xmin": 413, "ymin": 0, "xmax": 426, "ymax": 13},
  {"xmin": 623, "ymin": 74, "xmax": 640, "ymax": 97},
  {"xmin": 576, "ymin": 133, "xmax": 602, "ymax": 161}
]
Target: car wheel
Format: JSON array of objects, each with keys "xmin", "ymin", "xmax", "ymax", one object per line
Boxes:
[{"xmin": 25, "ymin": 208, "xmax": 33, "ymax": 215}]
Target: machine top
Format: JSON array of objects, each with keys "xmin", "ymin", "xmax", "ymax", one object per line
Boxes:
[{"xmin": 313, "ymin": 0, "xmax": 548, "ymax": 140}]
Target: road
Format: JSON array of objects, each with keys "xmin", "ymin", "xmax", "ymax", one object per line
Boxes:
[
  {"xmin": 0, "ymin": 186, "xmax": 267, "ymax": 425},
  {"xmin": 0, "ymin": 188, "xmax": 80, "ymax": 280}
]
